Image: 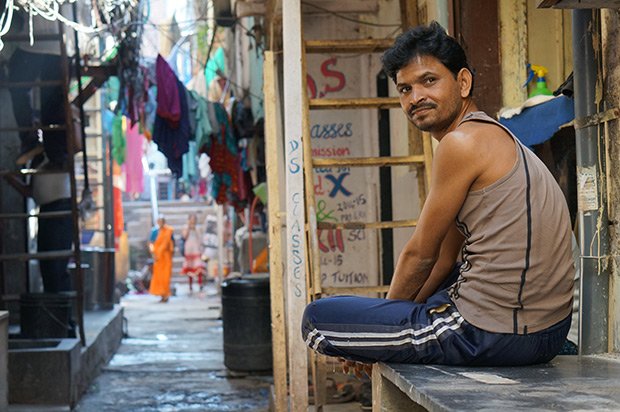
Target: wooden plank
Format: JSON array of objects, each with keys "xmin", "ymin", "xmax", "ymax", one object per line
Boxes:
[
  {"xmin": 305, "ymin": 38, "xmax": 394, "ymax": 54},
  {"xmin": 400, "ymin": 0, "xmax": 419, "ymax": 31},
  {"xmin": 81, "ymin": 65, "xmax": 117, "ymax": 78},
  {"xmin": 301, "ymin": 31, "xmax": 328, "ymax": 411},
  {"xmin": 310, "ymin": 97, "xmax": 401, "ymax": 109},
  {"xmin": 1, "ymin": 33, "xmax": 63, "ymax": 41},
  {"xmin": 282, "ymin": 2, "xmax": 309, "ymax": 410},
  {"xmin": 72, "ymin": 76, "xmax": 108, "ymax": 106},
  {"xmin": 317, "ymin": 219, "xmax": 417, "ymax": 230},
  {"xmin": 263, "ymin": 51, "xmax": 287, "ymax": 412},
  {"xmin": 322, "ymin": 285, "xmax": 390, "ymax": 295},
  {"xmin": 59, "ymin": 20, "xmax": 86, "ymax": 347},
  {"xmin": 0, "ymin": 80, "xmax": 64, "ymax": 88},
  {"xmin": 313, "ymin": 155, "xmax": 424, "ymax": 168},
  {"xmin": 422, "ymin": 131, "xmax": 433, "ymax": 201},
  {"xmin": 0, "ymin": 250, "xmax": 75, "ymax": 261},
  {"xmin": 301, "ymin": 52, "xmax": 324, "ymax": 300},
  {"xmin": 537, "ymin": 0, "xmax": 563, "ymax": 7},
  {"xmin": 0, "ymin": 125, "xmax": 67, "ymax": 133},
  {"xmin": 0, "ymin": 211, "xmax": 73, "ymax": 219}
]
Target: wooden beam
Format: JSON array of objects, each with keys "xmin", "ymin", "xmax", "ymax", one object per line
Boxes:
[
  {"xmin": 81, "ymin": 65, "xmax": 117, "ymax": 78},
  {"xmin": 309, "ymin": 97, "xmax": 401, "ymax": 109},
  {"xmin": 316, "ymin": 219, "xmax": 417, "ymax": 230},
  {"xmin": 71, "ymin": 77, "xmax": 107, "ymax": 106},
  {"xmin": 305, "ymin": 38, "xmax": 394, "ymax": 54},
  {"xmin": 537, "ymin": 0, "xmax": 562, "ymax": 6},
  {"xmin": 263, "ymin": 51, "xmax": 287, "ymax": 412},
  {"xmin": 321, "ymin": 285, "xmax": 390, "ymax": 295},
  {"xmin": 400, "ymin": 0, "xmax": 419, "ymax": 31},
  {"xmin": 313, "ymin": 155, "xmax": 425, "ymax": 168},
  {"xmin": 282, "ymin": 1, "xmax": 309, "ymax": 410},
  {"xmin": 236, "ymin": 0, "xmax": 266, "ymax": 17}
]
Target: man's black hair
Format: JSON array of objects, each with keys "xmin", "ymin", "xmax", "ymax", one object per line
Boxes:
[{"xmin": 381, "ymin": 21, "xmax": 474, "ymax": 96}]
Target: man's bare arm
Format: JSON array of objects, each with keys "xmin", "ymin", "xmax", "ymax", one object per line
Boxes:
[
  {"xmin": 386, "ymin": 131, "xmax": 479, "ymax": 300},
  {"xmin": 414, "ymin": 223, "xmax": 464, "ymax": 302}
]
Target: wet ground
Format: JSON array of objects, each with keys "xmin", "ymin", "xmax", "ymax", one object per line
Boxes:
[{"xmin": 75, "ymin": 282, "xmax": 272, "ymax": 412}]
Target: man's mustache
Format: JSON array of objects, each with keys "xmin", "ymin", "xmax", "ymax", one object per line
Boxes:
[{"xmin": 408, "ymin": 103, "xmax": 437, "ymax": 116}]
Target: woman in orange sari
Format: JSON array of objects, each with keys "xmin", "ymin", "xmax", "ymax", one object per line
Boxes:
[{"xmin": 149, "ymin": 216, "xmax": 175, "ymax": 302}]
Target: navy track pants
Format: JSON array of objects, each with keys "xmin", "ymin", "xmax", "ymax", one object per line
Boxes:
[{"xmin": 302, "ymin": 288, "xmax": 570, "ymax": 366}]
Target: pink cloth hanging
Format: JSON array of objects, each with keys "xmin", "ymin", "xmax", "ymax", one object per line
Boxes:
[{"xmin": 123, "ymin": 122, "xmax": 145, "ymax": 195}]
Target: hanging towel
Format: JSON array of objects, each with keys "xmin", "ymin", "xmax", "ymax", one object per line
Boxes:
[
  {"xmin": 153, "ymin": 79, "xmax": 191, "ymax": 177},
  {"xmin": 155, "ymin": 54, "xmax": 181, "ymax": 128},
  {"xmin": 123, "ymin": 121, "xmax": 145, "ymax": 195}
]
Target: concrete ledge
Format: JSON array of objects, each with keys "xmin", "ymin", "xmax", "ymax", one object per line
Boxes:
[
  {"xmin": 372, "ymin": 356, "xmax": 620, "ymax": 411},
  {"xmin": 9, "ymin": 339, "xmax": 80, "ymax": 406},
  {"xmin": 0, "ymin": 311, "xmax": 8, "ymax": 411},
  {"xmin": 8, "ymin": 305, "xmax": 123, "ymax": 409},
  {"xmin": 78, "ymin": 306, "xmax": 125, "ymax": 397}
]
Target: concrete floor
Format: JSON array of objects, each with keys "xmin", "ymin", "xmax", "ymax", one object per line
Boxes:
[
  {"xmin": 75, "ymin": 282, "xmax": 271, "ymax": 411},
  {"xmin": 73, "ymin": 281, "xmax": 366, "ymax": 412}
]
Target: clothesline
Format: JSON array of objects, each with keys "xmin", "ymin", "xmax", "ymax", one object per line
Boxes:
[{"xmin": 114, "ymin": 53, "xmax": 262, "ymax": 210}]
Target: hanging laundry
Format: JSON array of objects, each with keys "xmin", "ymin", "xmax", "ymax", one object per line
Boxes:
[
  {"xmin": 231, "ymin": 96, "xmax": 255, "ymax": 141},
  {"xmin": 153, "ymin": 78, "xmax": 191, "ymax": 177},
  {"xmin": 188, "ymin": 90, "xmax": 213, "ymax": 152},
  {"xmin": 155, "ymin": 54, "xmax": 181, "ymax": 128},
  {"xmin": 208, "ymin": 74, "xmax": 233, "ymax": 113},
  {"xmin": 123, "ymin": 121, "xmax": 145, "ymax": 195},
  {"xmin": 142, "ymin": 84, "xmax": 158, "ymax": 141},
  {"xmin": 203, "ymin": 102, "xmax": 240, "ymax": 207},
  {"xmin": 112, "ymin": 112, "xmax": 126, "ymax": 165},
  {"xmin": 187, "ymin": 69, "xmax": 208, "ymax": 99},
  {"xmin": 182, "ymin": 141, "xmax": 198, "ymax": 184}
]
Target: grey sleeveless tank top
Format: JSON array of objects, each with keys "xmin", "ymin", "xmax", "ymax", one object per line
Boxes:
[{"xmin": 449, "ymin": 111, "xmax": 574, "ymax": 334}]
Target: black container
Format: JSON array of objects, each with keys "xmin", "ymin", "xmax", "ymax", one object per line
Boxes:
[
  {"xmin": 20, "ymin": 292, "xmax": 76, "ymax": 338},
  {"xmin": 81, "ymin": 247, "xmax": 115, "ymax": 310},
  {"xmin": 221, "ymin": 273, "xmax": 272, "ymax": 372}
]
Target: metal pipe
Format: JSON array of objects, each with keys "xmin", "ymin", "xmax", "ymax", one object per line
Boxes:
[{"xmin": 572, "ymin": 9, "xmax": 609, "ymax": 355}]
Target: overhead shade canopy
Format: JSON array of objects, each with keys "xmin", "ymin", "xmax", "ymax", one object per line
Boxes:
[{"xmin": 498, "ymin": 95, "xmax": 575, "ymax": 147}]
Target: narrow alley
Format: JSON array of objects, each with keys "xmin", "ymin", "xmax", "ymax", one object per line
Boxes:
[{"xmin": 75, "ymin": 283, "xmax": 272, "ymax": 412}]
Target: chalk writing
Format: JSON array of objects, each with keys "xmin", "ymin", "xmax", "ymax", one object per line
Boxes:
[
  {"xmin": 310, "ymin": 123, "xmax": 353, "ymax": 139},
  {"xmin": 347, "ymin": 229, "xmax": 366, "ymax": 242},
  {"xmin": 312, "ymin": 147, "xmax": 351, "ymax": 157},
  {"xmin": 289, "ymin": 190, "xmax": 304, "ymax": 297},
  {"xmin": 307, "ymin": 57, "xmax": 347, "ymax": 99},
  {"xmin": 316, "ymin": 200, "xmax": 345, "ymax": 253},
  {"xmin": 339, "ymin": 210, "xmax": 367, "ymax": 222},
  {"xmin": 288, "ymin": 140, "xmax": 300, "ymax": 174},
  {"xmin": 316, "ymin": 200, "xmax": 337, "ymax": 223},
  {"xmin": 321, "ymin": 271, "xmax": 369, "ymax": 285},
  {"xmin": 318, "ymin": 229, "xmax": 345, "ymax": 253},
  {"xmin": 325, "ymin": 173, "xmax": 352, "ymax": 198},
  {"xmin": 320, "ymin": 254, "xmax": 344, "ymax": 267},
  {"xmin": 337, "ymin": 194, "xmax": 367, "ymax": 211}
]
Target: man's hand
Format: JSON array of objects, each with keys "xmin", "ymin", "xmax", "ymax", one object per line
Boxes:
[{"xmin": 339, "ymin": 357, "xmax": 372, "ymax": 379}]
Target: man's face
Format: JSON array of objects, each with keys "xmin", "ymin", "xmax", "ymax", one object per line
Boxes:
[{"xmin": 395, "ymin": 54, "xmax": 467, "ymax": 135}]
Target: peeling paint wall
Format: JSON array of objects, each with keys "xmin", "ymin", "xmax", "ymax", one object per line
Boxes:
[
  {"xmin": 601, "ymin": 9, "xmax": 620, "ymax": 353},
  {"xmin": 526, "ymin": 0, "xmax": 573, "ymax": 95},
  {"xmin": 498, "ymin": 1, "xmax": 572, "ymax": 109},
  {"xmin": 499, "ymin": 0, "xmax": 528, "ymax": 108}
]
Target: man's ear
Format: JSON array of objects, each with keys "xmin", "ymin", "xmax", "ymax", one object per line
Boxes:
[{"xmin": 457, "ymin": 68, "xmax": 473, "ymax": 98}]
